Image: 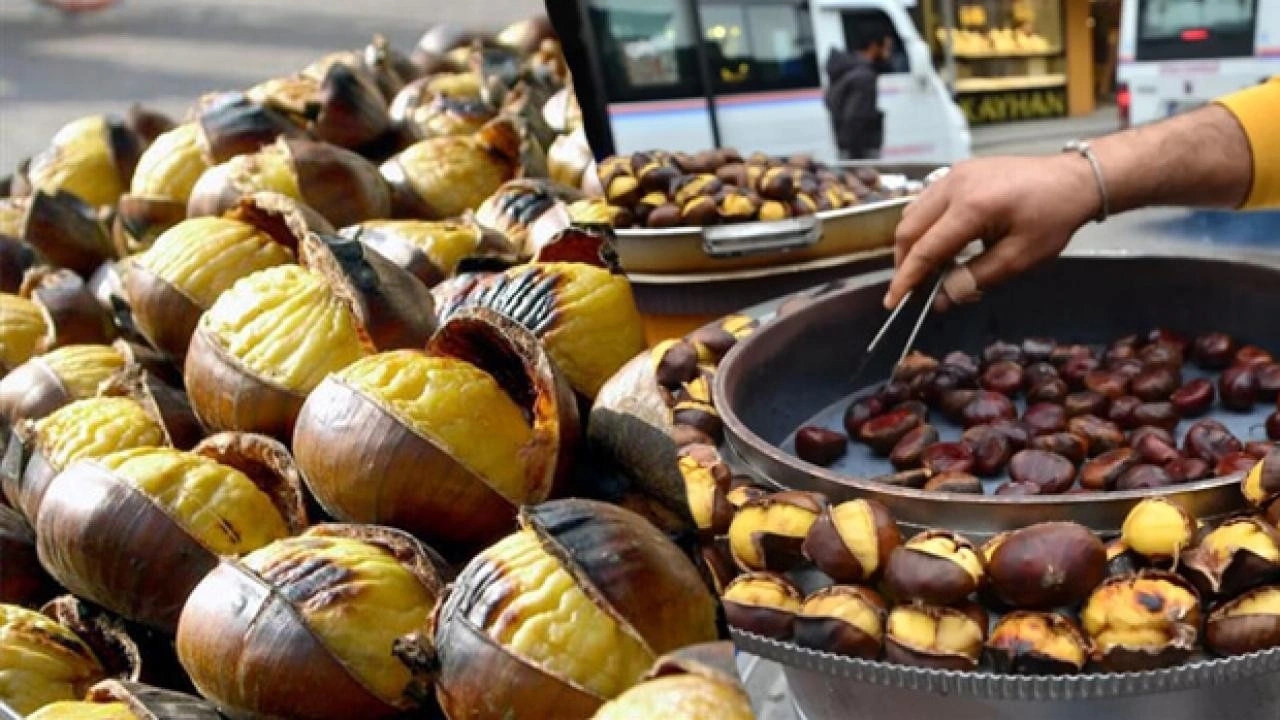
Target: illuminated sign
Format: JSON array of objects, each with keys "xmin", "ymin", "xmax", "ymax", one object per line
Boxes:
[{"xmin": 958, "ymin": 88, "xmax": 1068, "ymax": 124}]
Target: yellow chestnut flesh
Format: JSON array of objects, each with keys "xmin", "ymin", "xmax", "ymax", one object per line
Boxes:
[
  {"xmin": 591, "ymin": 674, "xmax": 754, "ymax": 720},
  {"xmin": 134, "ymin": 217, "xmax": 294, "ymax": 308},
  {"xmin": 130, "ymin": 122, "xmax": 210, "ymax": 201},
  {"xmin": 354, "ymin": 219, "xmax": 482, "ymax": 276},
  {"xmin": 908, "ymin": 534, "xmax": 984, "ymax": 583},
  {"xmin": 27, "ymin": 701, "xmax": 138, "ymax": 720},
  {"xmin": 1121, "ymin": 498, "xmax": 1195, "ymax": 560},
  {"xmin": 99, "ymin": 447, "xmax": 289, "ymax": 555},
  {"xmin": 241, "ymin": 534, "xmax": 433, "ymax": 703},
  {"xmin": 728, "ymin": 501, "xmax": 819, "ymax": 571},
  {"xmin": 197, "ymin": 142, "xmax": 301, "ymax": 202},
  {"xmin": 1200, "ymin": 519, "xmax": 1280, "ymax": 564},
  {"xmin": 0, "ymin": 603, "xmax": 105, "ymax": 715},
  {"xmin": 394, "ymin": 136, "xmax": 513, "ymax": 219},
  {"xmin": 201, "ymin": 265, "xmax": 368, "ymax": 393},
  {"xmin": 989, "ymin": 614, "xmax": 1086, "ymax": 667},
  {"xmin": 0, "ymin": 294, "xmax": 49, "ymax": 369},
  {"xmin": 34, "ymin": 397, "xmax": 166, "ymax": 471},
  {"xmin": 425, "ymin": 73, "xmax": 481, "ymax": 98},
  {"xmin": 40, "ymin": 345, "xmax": 126, "ymax": 400},
  {"xmin": 722, "ymin": 574, "xmax": 803, "ymax": 613},
  {"xmin": 831, "ymin": 500, "xmax": 885, "ymax": 577},
  {"xmin": 1082, "ymin": 576, "xmax": 1199, "ymax": 650},
  {"xmin": 338, "ymin": 351, "xmax": 533, "ymax": 502},
  {"xmin": 887, "ymin": 606, "xmax": 983, "ymax": 658},
  {"xmin": 28, "ymin": 116, "xmax": 122, "ymax": 207},
  {"xmin": 479, "ymin": 527, "xmax": 655, "ymax": 699},
  {"xmin": 1244, "ymin": 459, "xmax": 1278, "ymax": 506},
  {"xmin": 800, "ymin": 591, "xmax": 883, "ymax": 641},
  {"xmin": 0, "ymin": 199, "xmax": 23, "ymax": 237}
]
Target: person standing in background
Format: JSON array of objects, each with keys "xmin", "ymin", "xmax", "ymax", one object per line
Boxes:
[{"xmin": 824, "ymin": 26, "xmax": 893, "ymax": 160}]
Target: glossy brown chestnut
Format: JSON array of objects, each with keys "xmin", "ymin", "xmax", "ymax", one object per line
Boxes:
[
  {"xmin": 876, "ymin": 381, "xmax": 912, "ymax": 408},
  {"xmin": 1245, "ymin": 441, "xmax": 1275, "ymax": 459},
  {"xmin": 1181, "ymin": 516, "xmax": 1280, "ymax": 600},
  {"xmin": 923, "ymin": 471, "xmax": 983, "ymax": 494},
  {"xmin": 1204, "ymin": 585, "xmax": 1280, "ymax": 656},
  {"xmin": 1133, "ymin": 432, "xmax": 1182, "ymax": 466},
  {"xmin": 1050, "ymin": 344, "xmax": 1095, "ymax": 368},
  {"xmin": 1115, "ymin": 464, "xmax": 1175, "ymax": 491},
  {"xmin": 894, "ymin": 350, "xmax": 939, "ymax": 382},
  {"xmin": 989, "ymin": 419, "xmax": 1033, "ymax": 451},
  {"xmin": 1145, "ymin": 328, "xmax": 1189, "ymax": 353},
  {"xmin": 1030, "ymin": 432, "xmax": 1088, "ymax": 466},
  {"xmin": 884, "ymin": 604, "xmax": 986, "ymax": 671},
  {"xmin": 1068, "ymin": 415, "xmax": 1127, "ymax": 457},
  {"xmin": 1220, "ymin": 365, "xmax": 1259, "ymax": 412},
  {"xmin": 1132, "ymin": 402, "xmax": 1179, "ymax": 431},
  {"xmin": 1105, "ymin": 338, "xmax": 1138, "ymax": 365},
  {"xmin": 961, "ymin": 391, "xmax": 1016, "ymax": 428},
  {"xmin": 893, "ymin": 400, "xmax": 930, "ymax": 423},
  {"xmin": 1235, "ymin": 345, "xmax": 1274, "ymax": 368},
  {"xmin": 987, "ymin": 612, "xmax": 1091, "ymax": 675},
  {"xmin": 1217, "ymin": 452, "xmax": 1261, "ymax": 476},
  {"xmin": 1105, "ymin": 540, "xmax": 1147, "ymax": 578},
  {"xmin": 920, "ymin": 441, "xmax": 976, "ymax": 475},
  {"xmin": 857, "ymin": 409, "xmax": 922, "ymax": 455},
  {"xmin": 1171, "ymin": 378, "xmax": 1216, "ymax": 418},
  {"xmin": 801, "ymin": 498, "xmax": 901, "ymax": 583},
  {"xmin": 1027, "ymin": 378, "xmax": 1069, "ymax": 405},
  {"xmin": 981, "ymin": 360, "xmax": 1025, "ymax": 396},
  {"xmin": 1109, "ymin": 358, "xmax": 1146, "ymax": 381},
  {"xmin": 1079, "ymin": 449, "xmax": 1140, "ymax": 491},
  {"xmin": 653, "ymin": 339, "xmax": 699, "ymax": 389},
  {"xmin": 794, "ymin": 426, "xmax": 847, "ymax": 467},
  {"xmin": 1139, "ymin": 342, "xmax": 1184, "ymax": 371},
  {"xmin": 884, "ymin": 530, "xmax": 985, "ymax": 606},
  {"xmin": 1024, "ymin": 361, "xmax": 1060, "ymax": 386},
  {"xmin": 995, "ymin": 481, "xmax": 1041, "ymax": 496},
  {"xmin": 962, "ymin": 425, "xmax": 1013, "ymax": 476},
  {"xmin": 1081, "ymin": 570, "xmax": 1201, "ymax": 672},
  {"xmin": 1107, "ymin": 395, "xmax": 1142, "ymax": 429},
  {"xmin": 727, "ymin": 491, "xmax": 826, "ymax": 572},
  {"xmin": 1193, "ymin": 332, "xmax": 1236, "ymax": 370},
  {"xmin": 1008, "ymin": 450, "xmax": 1076, "ymax": 494},
  {"xmin": 938, "ymin": 388, "xmax": 978, "ymax": 423},
  {"xmin": 1166, "ymin": 457, "xmax": 1211, "ymax": 483},
  {"xmin": 982, "ymin": 340, "xmax": 1023, "ymax": 366},
  {"xmin": 842, "ymin": 396, "xmax": 885, "ymax": 437},
  {"xmin": 1130, "ymin": 425, "xmax": 1175, "ymax": 448},
  {"xmin": 793, "ymin": 586, "xmax": 886, "ymax": 660},
  {"xmin": 1023, "ymin": 402, "xmax": 1067, "ymax": 436},
  {"xmin": 942, "ymin": 350, "xmax": 980, "ymax": 378},
  {"xmin": 1022, "ymin": 338, "xmax": 1056, "ymax": 363},
  {"xmin": 1256, "ymin": 363, "xmax": 1280, "ymax": 402},
  {"xmin": 1061, "ymin": 356, "xmax": 1101, "ymax": 390},
  {"xmin": 1131, "ymin": 367, "xmax": 1179, "ymax": 402},
  {"xmin": 1269, "ymin": 411, "xmax": 1280, "ymax": 441},
  {"xmin": 889, "ymin": 424, "xmax": 939, "ymax": 471},
  {"xmin": 1064, "ymin": 391, "xmax": 1109, "ymax": 418},
  {"xmin": 1184, "ymin": 419, "xmax": 1243, "ymax": 464},
  {"xmin": 1085, "ymin": 370, "xmax": 1130, "ymax": 400},
  {"xmin": 985, "ymin": 522, "xmax": 1105, "ymax": 609},
  {"xmin": 721, "ymin": 572, "xmax": 802, "ymax": 640}
]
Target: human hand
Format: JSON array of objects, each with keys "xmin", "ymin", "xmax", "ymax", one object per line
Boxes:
[{"xmin": 885, "ymin": 154, "xmax": 1102, "ymax": 310}]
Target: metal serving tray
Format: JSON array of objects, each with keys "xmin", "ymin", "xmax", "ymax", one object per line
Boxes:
[{"xmin": 714, "ymin": 248, "xmax": 1280, "ymax": 539}]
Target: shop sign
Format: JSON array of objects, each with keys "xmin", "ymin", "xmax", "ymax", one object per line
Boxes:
[{"xmin": 958, "ymin": 88, "xmax": 1067, "ymax": 124}]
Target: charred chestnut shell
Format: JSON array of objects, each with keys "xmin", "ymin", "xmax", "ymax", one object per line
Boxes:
[
  {"xmin": 728, "ymin": 491, "xmax": 826, "ymax": 572},
  {"xmin": 1081, "ymin": 570, "xmax": 1201, "ymax": 672},
  {"xmin": 987, "ymin": 611, "xmax": 1091, "ymax": 675},
  {"xmin": 884, "ymin": 603, "xmax": 987, "ymax": 671},
  {"xmin": 722, "ymin": 571, "xmax": 803, "ymax": 641},
  {"xmin": 884, "ymin": 530, "xmax": 985, "ymax": 606},
  {"xmin": 793, "ymin": 585, "xmax": 886, "ymax": 660},
  {"xmin": 985, "ymin": 522, "xmax": 1106, "ymax": 610},
  {"xmin": 1180, "ymin": 515, "xmax": 1280, "ymax": 600},
  {"xmin": 801, "ymin": 498, "xmax": 900, "ymax": 584},
  {"xmin": 1205, "ymin": 584, "xmax": 1280, "ymax": 657}
]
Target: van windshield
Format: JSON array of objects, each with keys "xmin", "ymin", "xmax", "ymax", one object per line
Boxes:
[{"xmin": 1136, "ymin": 0, "xmax": 1257, "ymax": 60}]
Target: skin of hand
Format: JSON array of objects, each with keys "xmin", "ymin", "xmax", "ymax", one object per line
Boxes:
[{"xmin": 885, "ymin": 104, "xmax": 1253, "ymax": 310}]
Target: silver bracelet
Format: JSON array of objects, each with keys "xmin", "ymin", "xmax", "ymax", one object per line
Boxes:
[{"xmin": 1063, "ymin": 140, "xmax": 1110, "ymax": 223}]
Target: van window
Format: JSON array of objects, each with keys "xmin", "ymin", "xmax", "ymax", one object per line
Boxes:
[
  {"xmin": 587, "ymin": 0, "xmax": 707, "ymax": 102},
  {"xmin": 701, "ymin": 1, "xmax": 820, "ymax": 94},
  {"xmin": 840, "ymin": 9, "xmax": 910, "ymax": 73},
  {"xmin": 1136, "ymin": 0, "xmax": 1257, "ymax": 60}
]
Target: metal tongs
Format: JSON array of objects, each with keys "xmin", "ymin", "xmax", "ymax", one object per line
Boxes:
[{"xmin": 849, "ymin": 268, "xmax": 949, "ymax": 387}]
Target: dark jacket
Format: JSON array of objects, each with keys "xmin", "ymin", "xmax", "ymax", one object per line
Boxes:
[{"xmin": 824, "ymin": 50, "xmax": 883, "ymax": 159}]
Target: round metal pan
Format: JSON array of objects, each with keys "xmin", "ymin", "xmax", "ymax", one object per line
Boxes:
[{"xmin": 715, "ymin": 249, "xmax": 1280, "ymax": 538}]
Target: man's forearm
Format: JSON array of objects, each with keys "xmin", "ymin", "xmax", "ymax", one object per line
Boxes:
[{"xmin": 1091, "ymin": 104, "xmax": 1253, "ymax": 214}]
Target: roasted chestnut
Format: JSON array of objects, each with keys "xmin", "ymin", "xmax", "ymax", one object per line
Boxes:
[
  {"xmin": 884, "ymin": 604, "xmax": 986, "ymax": 670},
  {"xmin": 1120, "ymin": 497, "xmax": 1197, "ymax": 563},
  {"xmin": 418, "ymin": 500, "xmax": 717, "ymax": 719},
  {"xmin": 1220, "ymin": 365, "xmax": 1259, "ymax": 412},
  {"xmin": 938, "ymin": 388, "xmax": 978, "ymax": 423},
  {"xmin": 25, "ymin": 679, "xmax": 222, "ymax": 720},
  {"xmin": 987, "ymin": 612, "xmax": 1091, "ymax": 675},
  {"xmin": 1085, "ymin": 370, "xmax": 1130, "ymax": 400},
  {"xmin": 1050, "ymin": 343, "xmax": 1095, "ymax": 368},
  {"xmin": 1138, "ymin": 342, "xmax": 1184, "ymax": 371},
  {"xmin": 721, "ymin": 572, "xmax": 801, "ymax": 640},
  {"xmin": 1131, "ymin": 367, "xmax": 1179, "ymax": 402},
  {"xmin": 884, "ymin": 530, "xmax": 984, "ymax": 605},
  {"xmin": 1256, "ymin": 363, "xmax": 1280, "ymax": 402},
  {"xmin": 1269, "ymin": 411, "xmax": 1280, "ymax": 441},
  {"xmin": 1145, "ymin": 327, "xmax": 1189, "ymax": 353},
  {"xmin": 1110, "ymin": 357, "xmax": 1146, "ymax": 380},
  {"xmin": 1243, "ymin": 448, "xmax": 1280, "ymax": 508},
  {"xmin": 942, "ymin": 350, "xmax": 980, "ymax": 378},
  {"xmin": 981, "ymin": 340, "xmax": 1023, "ymax": 366},
  {"xmin": 1030, "ymin": 432, "xmax": 1088, "ymax": 466},
  {"xmin": 1115, "ymin": 464, "xmax": 1175, "ymax": 491},
  {"xmin": 0, "ymin": 603, "xmax": 113, "ymax": 714},
  {"xmin": 678, "ymin": 444, "xmax": 734, "ymax": 538},
  {"xmin": 27, "ymin": 112, "xmax": 169, "ymax": 209},
  {"xmin": 962, "ymin": 425, "xmax": 1014, "ymax": 476},
  {"xmin": 795, "ymin": 426, "xmax": 848, "ymax": 467},
  {"xmin": 961, "ymin": 391, "xmax": 1016, "ymax": 428},
  {"xmin": 1061, "ymin": 356, "xmax": 1101, "ymax": 390},
  {"xmin": 984, "ymin": 522, "xmax": 1105, "ymax": 609},
  {"xmin": 995, "ymin": 481, "xmax": 1041, "ymax": 496},
  {"xmin": 1133, "ymin": 431, "xmax": 1182, "ymax": 466},
  {"xmin": 842, "ymin": 396, "xmax": 884, "ymax": 437},
  {"xmin": 1181, "ymin": 516, "xmax": 1280, "ymax": 600},
  {"xmin": 1236, "ymin": 345, "xmax": 1274, "ymax": 368},
  {"xmin": 876, "ymin": 380, "xmax": 912, "ymax": 408},
  {"xmin": 1105, "ymin": 539, "xmax": 1147, "ymax": 578},
  {"xmin": 1024, "ymin": 361, "xmax": 1059, "ymax": 386},
  {"xmin": 591, "ymin": 643, "xmax": 755, "ymax": 720},
  {"xmin": 1107, "ymin": 395, "xmax": 1142, "ymax": 429},
  {"xmin": 1079, "ymin": 448, "xmax": 1140, "ymax": 491},
  {"xmin": 1167, "ymin": 457, "xmax": 1212, "ymax": 483},
  {"xmin": 1007, "ymin": 449, "xmax": 1076, "ymax": 494},
  {"xmin": 1022, "ymin": 337, "xmax": 1056, "ymax": 363},
  {"xmin": 1023, "ymin": 402, "xmax": 1067, "ymax": 436},
  {"xmin": 924, "ymin": 471, "xmax": 983, "ymax": 494},
  {"xmin": 857, "ymin": 408, "xmax": 922, "ymax": 455},
  {"xmin": 1193, "ymin": 332, "xmax": 1236, "ymax": 370},
  {"xmin": 920, "ymin": 441, "xmax": 976, "ymax": 475},
  {"xmin": 1205, "ymin": 585, "xmax": 1280, "ymax": 656},
  {"xmin": 802, "ymin": 498, "xmax": 900, "ymax": 583},
  {"xmin": 1064, "ymin": 390, "xmax": 1109, "ymax": 418},
  {"xmin": 1068, "ymin": 415, "xmax": 1127, "ymax": 457},
  {"xmin": 1170, "ymin": 378, "xmax": 1216, "ymax": 418},
  {"xmin": 1184, "ymin": 419, "xmax": 1243, "ymax": 464},
  {"xmin": 1027, "ymin": 378, "xmax": 1069, "ymax": 405},
  {"xmin": 793, "ymin": 585, "xmax": 886, "ymax": 660},
  {"xmin": 1082, "ymin": 570, "xmax": 1201, "ymax": 671},
  {"xmin": 1217, "ymin": 451, "xmax": 1260, "ymax": 476},
  {"xmin": 728, "ymin": 491, "xmax": 826, "ymax": 572},
  {"xmin": 1131, "ymin": 401, "xmax": 1179, "ymax": 431},
  {"xmin": 894, "ymin": 350, "xmax": 939, "ymax": 383},
  {"xmin": 381, "ymin": 117, "xmax": 520, "ymax": 219},
  {"xmin": 981, "ymin": 360, "xmax": 1025, "ymax": 396},
  {"xmin": 177, "ymin": 524, "xmax": 447, "ymax": 720},
  {"xmin": 889, "ymin": 424, "xmax": 938, "ymax": 470}
]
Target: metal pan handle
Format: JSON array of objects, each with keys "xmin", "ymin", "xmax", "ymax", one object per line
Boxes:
[{"xmin": 701, "ymin": 215, "xmax": 821, "ymax": 258}]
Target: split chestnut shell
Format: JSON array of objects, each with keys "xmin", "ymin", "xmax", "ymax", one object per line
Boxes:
[
  {"xmin": 421, "ymin": 499, "xmax": 719, "ymax": 720},
  {"xmin": 0, "ymin": 344, "xmax": 125, "ymax": 428},
  {"xmin": 177, "ymin": 524, "xmax": 449, "ymax": 720},
  {"xmin": 591, "ymin": 642, "xmax": 755, "ymax": 720},
  {"xmin": 294, "ymin": 306, "xmax": 579, "ymax": 552}
]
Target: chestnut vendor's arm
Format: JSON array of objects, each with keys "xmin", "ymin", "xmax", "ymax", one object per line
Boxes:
[{"xmin": 885, "ymin": 78, "xmax": 1280, "ymax": 311}]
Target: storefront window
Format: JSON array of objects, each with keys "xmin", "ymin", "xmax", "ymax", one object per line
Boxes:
[
  {"xmin": 587, "ymin": 0, "xmax": 705, "ymax": 102},
  {"xmin": 700, "ymin": 1, "xmax": 819, "ymax": 94}
]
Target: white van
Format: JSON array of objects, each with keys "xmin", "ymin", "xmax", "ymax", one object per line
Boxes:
[
  {"xmin": 1116, "ymin": 0, "xmax": 1280, "ymax": 127},
  {"xmin": 574, "ymin": 0, "xmax": 971, "ymax": 163}
]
